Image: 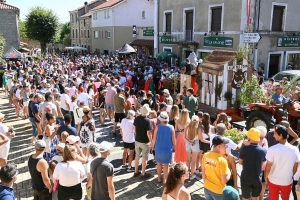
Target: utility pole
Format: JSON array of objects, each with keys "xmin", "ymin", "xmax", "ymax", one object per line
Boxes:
[
  {"xmin": 154, "ymin": 0, "xmax": 159, "ymax": 58},
  {"xmin": 253, "ymin": 0, "xmax": 261, "ymax": 69}
]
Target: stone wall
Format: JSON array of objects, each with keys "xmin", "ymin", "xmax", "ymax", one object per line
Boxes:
[{"xmin": 0, "ymin": 10, "xmax": 19, "ymax": 52}]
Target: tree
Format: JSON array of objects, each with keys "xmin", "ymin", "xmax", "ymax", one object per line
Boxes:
[
  {"xmin": 25, "ymin": 7, "xmax": 59, "ymax": 54},
  {"xmin": 60, "ymin": 22, "xmax": 70, "ymax": 42},
  {"xmin": 0, "ymin": 33, "xmax": 6, "ymax": 63},
  {"xmin": 19, "ymin": 20, "xmax": 27, "ymax": 38},
  {"xmin": 63, "ymin": 33, "xmax": 71, "ymax": 46}
]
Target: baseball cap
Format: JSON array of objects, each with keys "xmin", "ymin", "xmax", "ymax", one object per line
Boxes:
[
  {"xmin": 211, "ymin": 135, "xmax": 229, "ymax": 148},
  {"xmin": 191, "ymin": 115, "xmax": 199, "ymax": 121},
  {"xmin": 35, "ymin": 140, "xmax": 46, "ymax": 150},
  {"xmin": 246, "ymin": 128, "xmax": 260, "ymax": 142},
  {"xmin": 222, "ymin": 186, "xmax": 240, "ymax": 200},
  {"xmin": 66, "ymin": 135, "xmax": 80, "ymax": 145},
  {"xmin": 98, "ymin": 141, "xmax": 112, "ymax": 153}
]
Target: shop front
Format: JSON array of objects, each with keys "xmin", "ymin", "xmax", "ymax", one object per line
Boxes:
[{"xmin": 130, "ymin": 29, "xmax": 154, "ymax": 57}]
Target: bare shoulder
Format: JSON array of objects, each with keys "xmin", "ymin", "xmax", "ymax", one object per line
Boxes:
[{"xmin": 179, "ymin": 187, "xmax": 190, "ymax": 200}]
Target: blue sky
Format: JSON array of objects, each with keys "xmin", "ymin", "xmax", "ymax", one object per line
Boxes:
[{"xmin": 9, "ymin": 0, "xmax": 87, "ymax": 23}]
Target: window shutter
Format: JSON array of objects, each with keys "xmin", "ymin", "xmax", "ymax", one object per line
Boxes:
[
  {"xmin": 211, "ymin": 7, "xmax": 222, "ymax": 31},
  {"xmin": 272, "ymin": 6, "xmax": 284, "ymax": 31},
  {"xmin": 165, "ymin": 13, "xmax": 172, "ymax": 33}
]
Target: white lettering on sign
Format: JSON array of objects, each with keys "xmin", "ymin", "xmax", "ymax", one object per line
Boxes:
[{"xmin": 228, "ymin": 65, "xmax": 251, "ymax": 70}]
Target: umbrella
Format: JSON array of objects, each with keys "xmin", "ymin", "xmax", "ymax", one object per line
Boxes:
[
  {"xmin": 2, "ymin": 47, "xmax": 22, "ymax": 59},
  {"xmin": 118, "ymin": 43, "xmax": 136, "ymax": 54},
  {"xmin": 65, "ymin": 46, "xmax": 87, "ymax": 50},
  {"xmin": 157, "ymin": 51, "xmax": 178, "ymax": 59}
]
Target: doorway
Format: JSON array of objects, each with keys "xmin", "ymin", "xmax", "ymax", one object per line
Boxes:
[
  {"xmin": 268, "ymin": 54, "xmax": 281, "ymax": 77},
  {"xmin": 185, "ymin": 50, "xmax": 193, "ymax": 59}
]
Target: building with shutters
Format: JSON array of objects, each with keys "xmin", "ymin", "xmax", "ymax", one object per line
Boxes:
[
  {"xmin": 155, "ymin": 0, "xmax": 300, "ymax": 78},
  {"xmin": 0, "ymin": 1, "xmax": 20, "ymax": 52},
  {"xmin": 90, "ymin": 0, "xmax": 154, "ymax": 56}
]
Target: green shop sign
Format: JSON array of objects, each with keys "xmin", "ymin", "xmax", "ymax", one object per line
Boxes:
[
  {"xmin": 159, "ymin": 36, "xmax": 177, "ymax": 44},
  {"xmin": 277, "ymin": 37, "xmax": 300, "ymax": 47},
  {"xmin": 143, "ymin": 29, "xmax": 154, "ymax": 36},
  {"xmin": 203, "ymin": 36, "xmax": 233, "ymax": 48}
]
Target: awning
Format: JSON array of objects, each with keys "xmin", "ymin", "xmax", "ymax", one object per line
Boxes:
[{"xmin": 130, "ymin": 39, "xmax": 154, "ymax": 46}]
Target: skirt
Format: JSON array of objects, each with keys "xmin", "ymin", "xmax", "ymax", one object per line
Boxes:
[
  {"xmin": 174, "ymin": 133, "xmax": 187, "ymax": 163},
  {"xmin": 58, "ymin": 183, "xmax": 82, "ymax": 200}
]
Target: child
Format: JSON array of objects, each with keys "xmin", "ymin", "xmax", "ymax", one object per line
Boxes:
[
  {"xmin": 61, "ymin": 131, "xmax": 69, "ymax": 143},
  {"xmin": 49, "ymin": 160, "xmax": 58, "ymax": 200},
  {"xmin": 149, "ymin": 110, "xmax": 157, "ymax": 162}
]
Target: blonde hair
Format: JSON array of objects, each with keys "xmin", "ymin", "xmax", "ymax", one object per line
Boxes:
[
  {"xmin": 177, "ymin": 109, "xmax": 190, "ymax": 127},
  {"xmin": 187, "ymin": 120, "xmax": 199, "ymax": 140},
  {"xmin": 61, "ymin": 131, "xmax": 69, "ymax": 143},
  {"xmin": 169, "ymin": 105, "xmax": 180, "ymax": 121},
  {"xmin": 149, "ymin": 110, "xmax": 157, "ymax": 118},
  {"xmin": 63, "ymin": 144, "xmax": 76, "ymax": 162}
]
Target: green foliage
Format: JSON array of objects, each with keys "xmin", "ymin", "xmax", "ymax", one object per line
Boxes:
[
  {"xmin": 236, "ymin": 44, "xmax": 252, "ymax": 64},
  {"xmin": 63, "ymin": 33, "xmax": 71, "ymax": 46},
  {"xmin": 239, "ymin": 78, "xmax": 265, "ymax": 105},
  {"xmin": 233, "ymin": 99, "xmax": 241, "ymax": 110},
  {"xmin": 0, "ymin": 33, "xmax": 6, "ymax": 63},
  {"xmin": 25, "ymin": 6, "xmax": 59, "ymax": 53},
  {"xmin": 225, "ymin": 128, "xmax": 246, "ymax": 143},
  {"xmin": 60, "ymin": 22, "xmax": 70, "ymax": 42},
  {"xmin": 19, "ymin": 20, "xmax": 27, "ymax": 38},
  {"xmin": 224, "ymin": 91, "xmax": 233, "ymax": 101},
  {"xmin": 215, "ymin": 81, "xmax": 223, "ymax": 101}
]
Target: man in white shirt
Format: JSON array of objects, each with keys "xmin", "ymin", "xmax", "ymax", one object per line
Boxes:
[
  {"xmin": 265, "ymin": 125, "xmax": 299, "ymax": 200},
  {"xmin": 77, "ymin": 89, "xmax": 90, "ymax": 107},
  {"xmin": 120, "ymin": 110, "xmax": 135, "ymax": 171},
  {"xmin": 60, "ymin": 87, "xmax": 71, "ymax": 116},
  {"xmin": 209, "ymin": 123, "xmax": 241, "ymax": 154}
]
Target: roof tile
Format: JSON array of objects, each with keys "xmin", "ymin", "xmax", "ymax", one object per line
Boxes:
[
  {"xmin": 0, "ymin": 2, "xmax": 19, "ymax": 10},
  {"xmin": 91, "ymin": 0, "xmax": 124, "ymax": 11}
]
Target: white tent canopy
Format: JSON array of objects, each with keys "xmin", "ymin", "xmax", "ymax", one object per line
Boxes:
[{"xmin": 65, "ymin": 46, "xmax": 87, "ymax": 50}]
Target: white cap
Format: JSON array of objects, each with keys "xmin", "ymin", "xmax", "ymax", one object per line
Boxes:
[
  {"xmin": 98, "ymin": 141, "xmax": 112, "ymax": 152},
  {"xmin": 163, "ymin": 89, "xmax": 170, "ymax": 94},
  {"xmin": 191, "ymin": 115, "xmax": 199, "ymax": 121}
]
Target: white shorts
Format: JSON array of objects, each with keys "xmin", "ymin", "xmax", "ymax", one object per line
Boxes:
[
  {"xmin": 0, "ymin": 146, "xmax": 9, "ymax": 159},
  {"xmin": 23, "ymin": 101, "xmax": 29, "ymax": 106}
]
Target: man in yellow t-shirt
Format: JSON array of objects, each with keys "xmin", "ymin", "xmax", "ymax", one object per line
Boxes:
[{"xmin": 202, "ymin": 136, "xmax": 231, "ymax": 200}]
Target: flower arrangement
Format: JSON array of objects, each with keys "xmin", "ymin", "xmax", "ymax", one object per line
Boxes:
[{"xmin": 225, "ymin": 128, "xmax": 246, "ymax": 143}]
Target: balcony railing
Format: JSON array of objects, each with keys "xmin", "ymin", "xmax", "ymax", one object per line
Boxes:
[{"xmin": 185, "ymin": 30, "xmax": 193, "ymax": 42}]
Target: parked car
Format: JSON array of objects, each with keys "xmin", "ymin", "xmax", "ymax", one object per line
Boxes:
[{"xmin": 265, "ymin": 70, "xmax": 300, "ymax": 86}]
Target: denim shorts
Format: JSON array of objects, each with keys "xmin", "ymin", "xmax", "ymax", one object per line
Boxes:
[
  {"xmin": 186, "ymin": 140, "xmax": 200, "ymax": 152},
  {"xmin": 106, "ymin": 103, "xmax": 114, "ymax": 111},
  {"xmin": 204, "ymin": 188, "xmax": 223, "ymax": 200}
]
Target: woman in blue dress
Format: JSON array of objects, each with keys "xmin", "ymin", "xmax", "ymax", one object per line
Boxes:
[
  {"xmin": 152, "ymin": 111, "xmax": 176, "ymax": 184},
  {"xmin": 43, "ymin": 113, "xmax": 59, "ymax": 161}
]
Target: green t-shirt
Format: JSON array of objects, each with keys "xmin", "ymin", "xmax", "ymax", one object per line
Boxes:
[{"xmin": 183, "ymin": 95, "xmax": 198, "ymax": 118}]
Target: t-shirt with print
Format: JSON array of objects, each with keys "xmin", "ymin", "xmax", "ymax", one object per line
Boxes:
[
  {"xmin": 239, "ymin": 143, "xmax": 267, "ymax": 183},
  {"xmin": 266, "ymin": 143, "xmax": 300, "ymax": 185},
  {"xmin": 91, "ymin": 158, "xmax": 114, "ymax": 200},
  {"xmin": 134, "ymin": 115, "xmax": 152, "ymax": 143},
  {"xmin": 202, "ymin": 151, "xmax": 230, "ymax": 194}
]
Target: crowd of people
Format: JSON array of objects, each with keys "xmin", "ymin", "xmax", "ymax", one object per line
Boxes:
[{"xmin": 0, "ymin": 52, "xmax": 299, "ymax": 200}]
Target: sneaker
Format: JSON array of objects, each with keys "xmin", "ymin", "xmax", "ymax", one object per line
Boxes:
[
  {"xmin": 190, "ymin": 174, "xmax": 196, "ymax": 180},
  {"xmin": 133, "ymin": 171, "xmax": 141, "ymax": 177},
  {"xmin": 195, "ymin": 170, "xmax": 200, "ymax": 174},
  {"xmin": 121, "ymin": 165, "xmax": 127, "ymax": 169},
  {"xmin": 127, "ymin": 167, "xmax": 134, "ymax": 172},
  {"xmin": 141, "ymin": 172, "xmax": 151, "ymax": 180}
]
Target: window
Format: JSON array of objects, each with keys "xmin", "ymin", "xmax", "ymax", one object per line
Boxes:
[
  {"xmin": 87, "ymin": 30, "xmax": 90, "ymax": 38},
  {"xmin": 81, "ymin": 30, "xmax": 83, "ymax": 38},
  {"xmin": 272, "ymin": 5, "xmax": 286, "ymax": 31},
  {"xmin": 165, "ymin": 12, "xmax": 172, "ymax": 33},
  {"xmin": 105, "ymin": 31, "xmax": 110, "ymax": 38},
  {"xmin": 84, "ymin": 19, "xmax": 86, "ymax": 26},
  {"xmin": 76, "ymin": 29, "xmax": 78, "ymax": 38},
  {"xmin": 71, "ymin": 14, "xmax": 74, "ymax": 23},
  {"xmin": 72, "ymin": 29, "xmax": 75, "ymax": 38},
  {"xmin": 93, "ymin": 13, "xmax": 98, "ymax": 20},
  {"xmin": 142, "ymin": 11, "xmax": 145, "ymax": 19},
  {"xmin": 211, "ymin": 7, "xmax": 222, "ymax": 31},
  {"xmin": 105, "ymin": 10, "xmax": 110, "ymax": 19},
  {"xmin": 84, "ymin": 30, "xmax": 86, "ymax": 38},
  {"xmin": 94, "ymin": 31, "xmax": 99, "ymax": 38}
]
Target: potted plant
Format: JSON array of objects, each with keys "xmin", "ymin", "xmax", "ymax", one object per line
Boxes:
[
  {"xmin": 224, "ymin": 91, "xmax": 233, "ymax": 108},
  {"xmin": 225, "ymin": 128, "xmax": 246, "ymax": 143},
  {"xmin": 215, "ymin": 81, "xmax": 223, "ymax": 101},
  {"xmin": 239, "ymin": 78, "xmax": 265, "ymax": 105}
]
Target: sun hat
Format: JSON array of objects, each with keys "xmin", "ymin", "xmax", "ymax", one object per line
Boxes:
[
  {"xmin": 35, "ymin": 140, "xmax": 46, "ymax": 150},
  {"xmin": 158, "ymin": 111, "xmax": 169, "ymax": 122},
  {"xmin": 140, "ymin": 104, "xmax": 151, "ymax": 115},
  {"xmin": 163, "ymin": 89, "xmax": 170, "ymax": 94},
  {"xmin": 246, "ymin": 128, "xmax": 260, "ymax": 142},
  {"xmin": 66, "ymin": 135, "xmax": 80, "ymax": 145},
  {"xmin": 83, "ymin": 106, "xmax": 90, "ymax": 112},
  {"xmin": 0, "ymin": 113, "xmax": 5, "ymax": 119},
  {"xmin": 222, "ymin": 186, "xmax": 240, "ymax": 200},
  {"xmin": 98, "ymin": 141, "xmax": 112, "ymax": 153}
]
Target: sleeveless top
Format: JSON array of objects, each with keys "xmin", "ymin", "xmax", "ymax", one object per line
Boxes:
[
  {"xmin": 128, "ymin": 95, "xmax": 135, "ymax": 106},
  {"xmin": 167, "ymin": 186, "xmax": 184, "ymax": 200},
  {"xmin": 202, "ymin": 125, "xmax": 212, "ymax": 139},
  {"xmin": 28, "ymin": 155, "xmax": 48, "ymax": 190}
]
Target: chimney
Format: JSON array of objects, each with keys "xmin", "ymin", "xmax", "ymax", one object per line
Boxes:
[{"xmin": 84, "ymin": 2, "xmax": 88, "ymax": 14}]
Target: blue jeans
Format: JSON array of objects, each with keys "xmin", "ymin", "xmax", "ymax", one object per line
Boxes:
[
  {"xmin": 29, "ymin": 117, "xmax": 38, "ymax": 137},
  {"xmin": 204, "ymin": 188, "xmax": 223, "ymax": 200},
  {"xmin": 56, "ymin": 117, "xmax": 64, "ymax": 126}
]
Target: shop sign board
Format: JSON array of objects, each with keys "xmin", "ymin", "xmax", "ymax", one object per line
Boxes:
[
  {"xmin": 143, "ymin": 29, "xmax": 154, "ymax": 36},
  {"xmin": 203, "ymin": 37, "xmax": 233, "ymax": 48},
  {"xmin": 159, "ymin": 36, "xmax": 177, "ymax": 44},
  {"xmin": 277, "ymin": 36, "xmax": 300, "ymax": 47}
]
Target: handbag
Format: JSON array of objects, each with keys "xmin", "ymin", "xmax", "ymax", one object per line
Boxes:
[
  {"xmin": 53, "ymin": 179, "xmax": 59, "ymax": 192},
  {"xmin": 42, "ymin": 136, "xmax": 51, "ymax": 153}
]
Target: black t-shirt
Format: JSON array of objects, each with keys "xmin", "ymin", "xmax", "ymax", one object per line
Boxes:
[
  {"xmin": 91, "ymin": 158, "xmax": 114, "ymax": 200},
  {"xmin": 28, "ymin": 100, "xmax": 34, "ymax": 118},
  {"xmin": 98, "ymin": 95, "xmax": 105, "ymax": 108},
  {"xmin": 239, "ymin": 143, "xmax": 267, "ymax": 183},
  {"xmin": 134, "ymin": 115, "xmax": 152, "ymax": 143}
]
